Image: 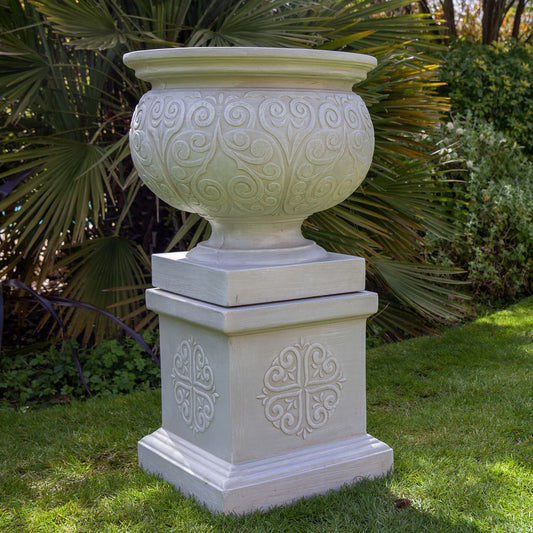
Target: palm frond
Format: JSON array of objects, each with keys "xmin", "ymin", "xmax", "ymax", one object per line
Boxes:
[
  {"xmin": 189, "ymin": 0, "xmax": 326, "ymax": 48},
  {"xmin": 0, "ymin": 139, "xmax": 109, "ymax": 266},
  {"xmin": 0, "ymin": 36, "xmax": 49, "ymax": 123},
  {"xmin": 375, "ymin": 258, "xmax": 467, "ymax": 322},
  {"xmin": 33, "ymin": 0, "xmax": 122, "ymax": 49},
  {"xmin": 57, "ymin": 236, "xmax": 149, "ymax": 343},
  {"xmin": 164, "ymin": 213, "xmax": 210, "ymax": 253}
]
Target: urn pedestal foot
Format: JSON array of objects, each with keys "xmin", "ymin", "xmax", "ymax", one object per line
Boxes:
[{"xmin": 139, "ymin": 253, "xmax": 393, "ymax": 514}]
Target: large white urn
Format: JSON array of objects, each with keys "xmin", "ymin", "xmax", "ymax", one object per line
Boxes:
[
  {"xmin": 124, "ymin": 47, "xmax": 376, "ymax": 266},
  {"xmin": 124, "ymin": 48, "xmax": 393, "ymax": 514}
]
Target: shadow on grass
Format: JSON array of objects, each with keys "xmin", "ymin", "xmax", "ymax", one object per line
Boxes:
[
  {"xmin": 162, "ymin": 476, "xmax": 483, "ymax": 533},
  {"xmin": 152, "ymin": 477, "xmax": 482, "ymax": 533},
  {"xmin": 11, "ymin": 467, "xmax": 481, "ymax": 533},
  {"xmin": 363, "ymin": 297, "xmax": 533, "ymax": 533}
]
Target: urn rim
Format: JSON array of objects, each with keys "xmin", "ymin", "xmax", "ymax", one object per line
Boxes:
[{"xmin": 123, "ymin": 47, "xmax": 377, "ymax": 90}]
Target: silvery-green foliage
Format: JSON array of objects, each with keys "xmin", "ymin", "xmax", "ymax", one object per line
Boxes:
[{"xmin": 428, "ymin": 114, "xmax": 533, "ymax": 305}]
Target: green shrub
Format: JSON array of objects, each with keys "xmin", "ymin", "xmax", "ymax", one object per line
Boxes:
[
  {"xmin": 440, "ymin": 40, "xmax": 533, "ymax": 154},
  {"xmin": 427, "ymin": 115, "xmax": 533, "ymax": 306},
  {"xmin": 0, "ymin": 334, "xmax": 160, "ymax": 409}
]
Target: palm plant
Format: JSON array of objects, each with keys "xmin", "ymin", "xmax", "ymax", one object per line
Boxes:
[{"xmin": 0, "ymin": 0, "xmax": 463, "ymax": 343}]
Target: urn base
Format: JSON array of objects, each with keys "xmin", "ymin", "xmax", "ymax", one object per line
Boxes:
[
  {"xmin": 186, "ymin": 216, "xmax": 329, "ymax": 267},
  {"xmin": 139, "ymin": 429, "xmax": 393, "ymax": 514}
]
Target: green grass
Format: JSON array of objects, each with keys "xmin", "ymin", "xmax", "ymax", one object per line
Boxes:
[{"xmin": 1, "ymin": 298, "xmax": 532, "ymax": 532}]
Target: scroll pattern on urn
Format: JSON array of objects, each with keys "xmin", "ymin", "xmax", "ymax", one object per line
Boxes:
[
  {"xmin": 130, "ymin": 90, "xmax": 373, "ymax": 217},
  {"xmin": 171, "ymin": 337, "xmax": 219, "ymax": 433},
  {"xmin": 258, "ymin": 340, "xmax": 346, "ymax": 439}
]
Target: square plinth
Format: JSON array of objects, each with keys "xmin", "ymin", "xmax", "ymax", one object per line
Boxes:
[
  {"xmin": 139, "ymin": 287, "xmax": 393, "ymax": 513},
  {"xmin": 152, "ymin": 251, "xmax": 365, "ymax": 306}
]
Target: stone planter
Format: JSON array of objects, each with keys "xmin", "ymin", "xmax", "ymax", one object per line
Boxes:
[
  {"xmin": 125, "ymin": 47, "xmax": 375, "ymax": 267},
  {"xmin": 124, "ymin": 47, "xmax": 392, "ymax": 514}
]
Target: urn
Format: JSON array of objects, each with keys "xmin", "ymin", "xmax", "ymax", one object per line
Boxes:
[
  {"xmin": 124, "ymin": 47, "xmax": 392, "ymax": 515},
  {"xmin": 124, "ymin": 47, "xmax": 376, "ymax": 266}
]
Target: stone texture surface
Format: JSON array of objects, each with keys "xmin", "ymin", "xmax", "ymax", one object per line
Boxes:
[
  {"xmin": 152, "ymin": 251, "xmax": 365, "ymax": 306},
  {"xmin": 125, "ymin": 47, "xmax": 392, "ymax": 514},
  {"xmin": 139, "ymin": 430, "xmax": 393, "ymax": 514},
  {"xmin": 128, "ymin": 89, "xmax": 374, "ymax": 218},
  {"xmin": 124, "ymin": 47, "xmax": 376, "ymax": 267},
  {"xmin": 138, "ymin": 285, "xmax": 393, "ymax": 512}
]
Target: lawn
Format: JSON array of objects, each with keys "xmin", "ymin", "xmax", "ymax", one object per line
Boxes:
[{"xmin": 1, "ymin": 297, "xmax": 532, "ymax": 532}]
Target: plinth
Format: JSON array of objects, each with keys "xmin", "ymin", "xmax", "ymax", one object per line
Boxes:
[{"xmin": 138, "ymin": 252, "xmax": 393, "ymax": 513}]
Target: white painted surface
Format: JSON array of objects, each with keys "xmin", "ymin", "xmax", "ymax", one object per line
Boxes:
[
  {"xmin": 139, "ymin": 429, "xmax": 393, "ymax": 514},
  {"xmin": 141, "ymin": 286, "xmax": 392, "ymax": 511},
  {"xmin": 123, "ymin": 47, "xmax": 377, "ymax": 90},
  {"xmin": 124, "ymin": 47, "xmax": 375, "ymax": 267},
  {"xmin": 152, "ymin": 251, "xmax": 365, "ymax": 306},
  {"xmin": 147, "ymin": 288, "xmax": 377, "ymax": 335},
  {"xmin": 125, "ymin": 47, "xmax": 392, "ymax": 514},
  {"xmin": 154, "ymin": 293, "xmax": 373, "ymax": 462}
]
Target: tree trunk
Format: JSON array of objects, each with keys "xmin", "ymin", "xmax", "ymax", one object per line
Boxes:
[
  {"xmin": 512, "ymin": 0, "xmax": 526, "ymax": 39},
  {"xmin": 440, "ymin": 0, "xmax": 457, "ymax": 37},
  {"xmin": 418, "ymin": 0, "xmax": 431, "ymax": 13},
  {"xmin": 482, "ymin": 0, "xmax": 517, "ymax": 44},
  {"xmin": 418, "ymin": 0, "xmax": 448, "ymax": 43}
]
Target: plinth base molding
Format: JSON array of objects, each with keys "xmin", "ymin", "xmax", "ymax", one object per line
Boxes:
[{"xmin": 139, "ymin": 428, "xmax": 393, "ymax": 514}]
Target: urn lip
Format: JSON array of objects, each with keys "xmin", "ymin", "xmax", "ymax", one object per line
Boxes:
[{"xmin": 123, "ymin": 47, "xmax": 377, "ymax": 90}]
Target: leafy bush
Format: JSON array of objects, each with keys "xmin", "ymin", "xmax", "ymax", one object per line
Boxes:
[
  {"xmin": 0, "ymin": 334, "xmax": 160, "ymax": 409},
  {"xmin": 440, "ymin": 40, "xmax": 533, "ymax": 154},
  {"xmin": 427, "ymin": 115, "xmax": 533, "ymax": 306}
]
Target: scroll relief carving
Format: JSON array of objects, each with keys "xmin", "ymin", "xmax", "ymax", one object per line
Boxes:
[
  {"xmin": 171, "ymin": 338, "xmax": 219, "ymax": 433},
  {"xmin": 258, "ymin": 340, "xmax": 346, "ymax": 439},
  {"xmin": 129, "ymin": 90, "xmax": 374, "ymax": 217}
]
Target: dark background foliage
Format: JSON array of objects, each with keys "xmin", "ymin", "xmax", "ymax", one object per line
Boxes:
[{"xmin": 440, "ymin": 39, "xmax": 533, "ymax": 154}]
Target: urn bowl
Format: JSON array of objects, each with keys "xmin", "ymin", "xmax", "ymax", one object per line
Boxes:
[{"xmin": 124, "ymin": 47, "xmax": 376, "ymax": 266}]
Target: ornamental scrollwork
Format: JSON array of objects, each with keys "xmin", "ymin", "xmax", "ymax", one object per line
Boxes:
[
  {"xmin": 171, "ymin": 338, "xmax": 219, "ymax": 433},
  {"xmin": 257, "ymin": 340, "xmax": 346, "ymax": 439},
  {"xmin": 130, "ymin": 90, "xmax": 373, "ymax": 218}
]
